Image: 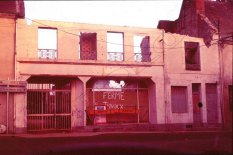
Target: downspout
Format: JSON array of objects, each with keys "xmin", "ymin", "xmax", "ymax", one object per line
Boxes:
[
  {"xmin": 13, "ymin": 0, "xmax": 19, "ymax": 133},
  {"xmin": 13, "ymin": 18, "xmax": 17, "ymax": 134}
]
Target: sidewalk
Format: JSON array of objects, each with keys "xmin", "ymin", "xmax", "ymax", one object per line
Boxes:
[{"xmin": 1, "ymin": 129, "xmax": 232, "ymax": 138}]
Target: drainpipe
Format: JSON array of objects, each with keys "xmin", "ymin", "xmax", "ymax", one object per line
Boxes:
[
  {"xmin": 217, "ymin": 20, "xmax": 225, "ymax": 129},
  {"xmin": 13, "ymin": 16, "xmax": 17, "ymax": 134},
  {"xmin": 6, "ymin": 78, "xmax": 9, "ymax": 134}
]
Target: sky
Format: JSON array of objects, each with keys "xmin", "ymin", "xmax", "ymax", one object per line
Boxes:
[{"xmin": 25, "ymin": 1, "xmax": 183, "ymax": 28}]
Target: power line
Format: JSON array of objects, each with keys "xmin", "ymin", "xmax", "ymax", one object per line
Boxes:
[{"xmin": 26, "ymin": 17, "xmax": 219, "ymax": 50}]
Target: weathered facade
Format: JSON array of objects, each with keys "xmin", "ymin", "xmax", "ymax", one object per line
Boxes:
[
  {"xmin": 0, "ymin": 18, "xmax": 221, "ymax": 133},
  {"xmin": 0, "ymin": 0, "xmax": 25, "ymax": 133},
  {"xmin": 158, "ymin": 0, "xmax": 232, "ymax": 131},
  {"xmin": 0, "ymin": 0, "xmax": 228, "ymax": 133}
]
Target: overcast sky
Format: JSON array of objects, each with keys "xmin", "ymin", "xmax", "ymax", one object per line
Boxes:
[{"xmin": 25, "ymin": 1, "xmax": 182, "ymax": 28}]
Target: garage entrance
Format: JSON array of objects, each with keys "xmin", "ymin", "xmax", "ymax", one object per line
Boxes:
[{"xmin": 27, "ymin": 77, "xmax": 71, "ymax": 132}]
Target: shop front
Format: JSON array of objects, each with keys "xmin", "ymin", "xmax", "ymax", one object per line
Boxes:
[{"xmin": 86, "ymin": 78, "xmax": 149, "ymax": 125}]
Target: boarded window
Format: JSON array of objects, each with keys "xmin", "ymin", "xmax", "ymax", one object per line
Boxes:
[
  {"xmin": 134, "ymin": 36, "xmax": 151, "ymax": 62},
  {"xmin": 107, "ymin": 32, "xmax": 124, "ymax": 61},
  {"xmin": 206, "ymin": 83, "xmax": 218, "ymax": 123},
  {"xmin": 185, "ymin": 42, "xmax": 200, "ymax": 70},
  {"xmin": 38, "ymin": 28, "xmax": 57, "ymax": 59},
  {"xmin": 80, "ymin": 32, "xmax": 97, "ymax": 60},
  {"xmin": 171, "ymin": 86, "xmax": 188, "ymax": 113}
]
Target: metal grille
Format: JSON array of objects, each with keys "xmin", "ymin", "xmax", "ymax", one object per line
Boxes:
[
  {"xmin": 107, "ymin": 52, "xmax": 124, "ymax": 61},
  {"xmin": 38, "ymin": 49, "xmax": 57, "ymax": 59},
  {"xmin": 80, "ymin": 33, "xmax": 97, "ymax": 60},
  {"xmin": 27, "ymin": 83, "xmax": 71, "ymax": 131},
  {"xmin": 134, "ymin": 53, "xmax": 151, "ymax": 62},
  {"xmin": 86, "ymin": 88, "xmax": 149, "ymax": 125}
]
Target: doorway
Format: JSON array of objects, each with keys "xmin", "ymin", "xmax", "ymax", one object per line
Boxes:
[
  {"xmin": 27, "ymin": 79, "xmax": 71, "ymax": 132},
  {"xmin": 192, "ymin": 83, "xmax": 202, "ymax": 126}
]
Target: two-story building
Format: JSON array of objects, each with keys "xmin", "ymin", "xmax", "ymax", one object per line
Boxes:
[
  {"xmin": 6, "ymin": 17, "xmax": 221, "ymax": 133},
  {"xmin": 14, "ymin": 19, "xmax": 166, "ymax": 132},
  {"xmin": 0, "ymin": 0, "xmax": 25, "ymax": 134},
  {"xmin": 158, "ymin": 0, "xmax": 232, "ymax": 131},
  {"xmin": 0, "ymin": 0, "xmax": 226, "ymax": 133}
]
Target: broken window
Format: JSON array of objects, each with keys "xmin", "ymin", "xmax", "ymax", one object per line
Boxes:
[
  {"xmin": 171, "ymin": 86, "xmax": 188, "ymax": 113},
  {"xmin": 80, "ymin": 32, "xmax": 97, "ymax": 60},
  {"xmin": 185, "ymin": 42, "xmax": 200, "ymax": 70},
  {"xmin": 107, "ymin": 32, "xmax": 124, "ymax": 61},
  {"xmin": 38, "ymin": 28, "xmax": 57, "ymax": 59},
  {"xmin": 134, "ymin": 35, "xmax": 151, "ymax": 62}
]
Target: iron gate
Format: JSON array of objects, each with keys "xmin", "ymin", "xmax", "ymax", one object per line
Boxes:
[{"xmin": 27, "ymin": 83, "xmax": 71, "ymax": 131}]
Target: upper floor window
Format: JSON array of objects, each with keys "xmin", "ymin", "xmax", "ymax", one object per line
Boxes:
[
  {"xmin": 134, "ymin": 36, "xmax": 151, "ymax": 62},
  {"xmin": 185, "ymin": 42, "xmax": 200, "ymax": 70},
  {"xmin": 38, "ymin": 28, "xmax": 57, "ymax": 59},
  {"xmin": 80, "ymin": 32, "xmax": 97, "ymax": 60},
  {"xmin": 107, "ymin": 32, "xmax": 124, "ymax": 61}
]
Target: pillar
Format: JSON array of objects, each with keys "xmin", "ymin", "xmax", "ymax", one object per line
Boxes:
[
  {"xmin": 71, "ymin": 77, "xmax": 90, "ymax": 129},
  {"xmin": 14, "ymin": 93, "xmax": 27, "ymax": 133}
]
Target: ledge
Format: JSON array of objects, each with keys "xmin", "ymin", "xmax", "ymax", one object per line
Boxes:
[{"xmin": 17, "ymin": 58, "xmax": 163, "ymax": 67}]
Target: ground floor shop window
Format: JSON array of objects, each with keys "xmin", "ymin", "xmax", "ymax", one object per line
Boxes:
[{"xmin": 86, "ymin": 79, "xmax": 149, "ymax": 125}]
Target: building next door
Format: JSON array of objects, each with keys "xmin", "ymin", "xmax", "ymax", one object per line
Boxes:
[
  {"xmin": 206, "ymin": 83, "xmax": 219, "ymax": 126},
  {"xmin": 192, "ymin": 83, "xmax": 202, "ymax": 127},
  {"xmin": 27, "ymin": 81, "xmax": 71, "ymax": 132}
]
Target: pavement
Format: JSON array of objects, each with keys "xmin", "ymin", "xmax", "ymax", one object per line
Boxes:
[
  {"xmin": 0, "ymin": 130, "xmax": 232, "ymax": 155},
  {"xmin": 0, "ymin": 130, "xmax": 232, "ymax": 138}
]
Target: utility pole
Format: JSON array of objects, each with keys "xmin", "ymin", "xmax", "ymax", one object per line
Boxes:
[
  {"xmin": 217, "ymin": 20, "xmax": 225, "ymax": 130},
  {"xmin": 161, "ymin": 30, "xmax": 169, "ymax": 130}
]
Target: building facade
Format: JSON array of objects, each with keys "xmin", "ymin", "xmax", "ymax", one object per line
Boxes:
[
  {"xmin": 0, "ymin": 0, "xmax": 25, "ymax": 134},
  {"xmin": 158, "ymin": 0, "xmax": 232, "ymax": 131},
  {"xmin": 0, "ymin": 17, "xmax": 223, "ymax": 133},
  {"xmin": 0, "ymin": 0, "xmax": 228, "ymax": 133}
]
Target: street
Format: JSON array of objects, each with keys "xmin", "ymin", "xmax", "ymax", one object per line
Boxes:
[{"xmin": 0, "ymin": 131, "xmax": 232, "ymax": 155}]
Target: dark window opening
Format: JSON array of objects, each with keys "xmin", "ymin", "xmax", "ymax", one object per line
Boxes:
[
  {"xmin": 185, "ymin": 42, "xmax": 200, "ymax": 70},
  {"xmin": 171, "ymin": 86, "xmax": 188, "ymax": 113},
  {"xmin": 80, "ymin": 32, "xmax": 97, "ymax": 60},
  {"xmin": 134, "ymin": 36, "xmax": 151, "ymax": 62}
]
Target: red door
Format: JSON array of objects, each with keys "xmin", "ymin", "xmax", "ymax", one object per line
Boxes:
[{"xmin": 192, "ymin": 84, "xmax": 202, "ymax": 126}]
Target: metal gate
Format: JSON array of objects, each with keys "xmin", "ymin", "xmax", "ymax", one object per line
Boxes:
[
  {"xmin": 86, "ymin": 88, "xmax": 149, "ymax": 125},
  {"xmin": 27, "ymin": 83, "xmax": 71, "ymax": 131}
]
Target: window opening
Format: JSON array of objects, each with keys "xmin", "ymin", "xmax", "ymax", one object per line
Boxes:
[
  {"xmin": 38, "ymin": 28, "xmax": 57, "ymax": 59},
  {"xmin": 185, "ymin": 42, "xmax": 200, "ymax": 70},
  {"xmin": 80, "ymin": 32, "xmax": 97, "ymax": 60},
  {"xmin": 107, "ymin": 32, "xmax": 124, "ymax": 61},
  {"xmin": 134, "ymin": 36, "xmax": 151, "ymax": 62}
]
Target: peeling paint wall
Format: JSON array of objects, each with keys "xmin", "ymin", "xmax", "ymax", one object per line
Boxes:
[
  {"xmin": 13, "ymin": 18, "xmax": 223, "ymax": 131},
  {"xmin": 164, "ymin": 32, "xmax": 221, "ymax": 125}
]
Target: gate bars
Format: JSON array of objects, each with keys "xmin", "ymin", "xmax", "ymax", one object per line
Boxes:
[{"xmin": 27, "ymin": 83, "xmax": 71, "ymax": 131}]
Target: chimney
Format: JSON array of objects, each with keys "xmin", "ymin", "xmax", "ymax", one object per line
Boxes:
[{"xmin": 196, "ymin": 0, "xmax": 205, "ymax": 14}]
